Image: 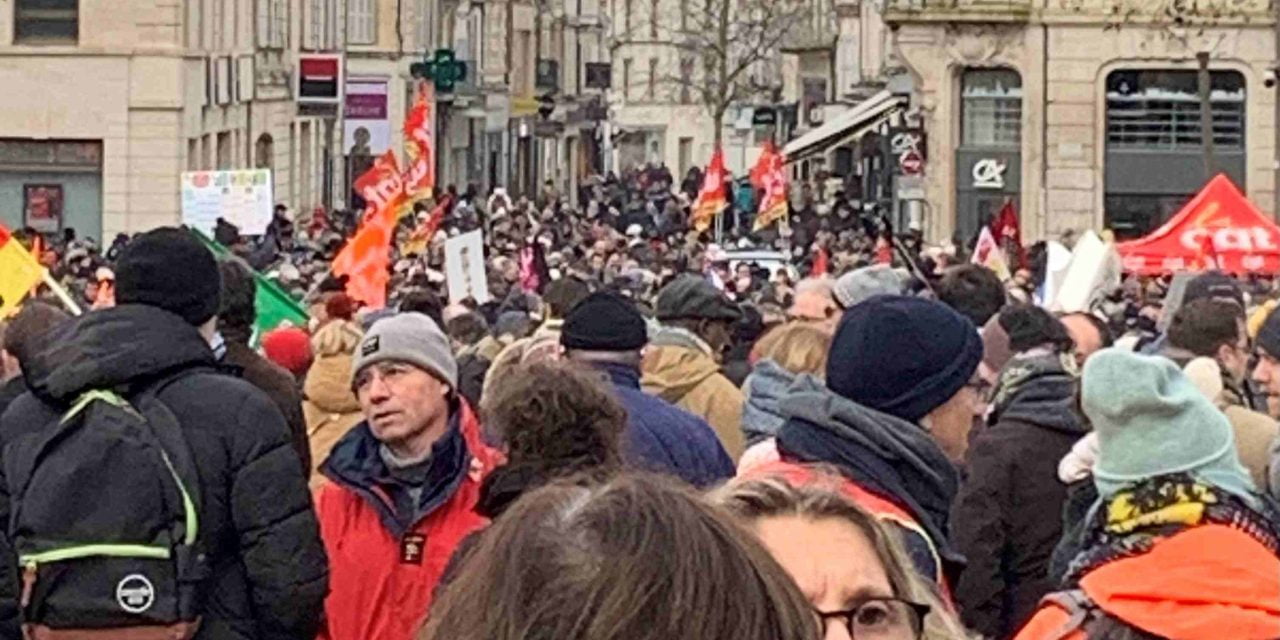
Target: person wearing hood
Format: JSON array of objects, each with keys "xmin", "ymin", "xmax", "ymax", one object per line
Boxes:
[
  {"xmin": 951, "ymin": 306, "xmax": 1087, "ymax": 639},
  {"xmin": 775, "ymin": 295, "xmax": 984, "ymax": 591},
  {"xmin": 218, "ymin": 258, "xmax": 311, "ymax": 472},
  {"xmin": 1015, "ymin": 349, "xmax": 1280, "ymax": 640},
  {"xmin": 303, "ymin": 318, "xmax": 365, "ymax": 487},
  {"xmin": 642, "ymin": 274, "xmax": 747, "ymax": 460},
  {"xmin": 0, "ymin": 228, "xmax": 328, "ymax": 639},
  {"xmin": 562, "ymin": 292, "xmax": 734, "ymax": 487}
]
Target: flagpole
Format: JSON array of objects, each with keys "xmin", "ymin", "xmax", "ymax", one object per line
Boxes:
[{"xmin": 42, "ymin": 270, "xmax": 83, "ymax": 316}]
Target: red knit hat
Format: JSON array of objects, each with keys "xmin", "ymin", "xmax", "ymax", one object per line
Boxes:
[{"xmin": 261, "ymin": 327, "xmax": 313, "ymax": 379}]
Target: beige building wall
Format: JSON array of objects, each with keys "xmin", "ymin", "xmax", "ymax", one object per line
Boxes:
[
  {"xmin": 888, "ymin": 4, "xmax": 1276, "ymax": 243},
  {"xmin": 0, "ymin": 0, "xmax": 338, "ymax": 238}
]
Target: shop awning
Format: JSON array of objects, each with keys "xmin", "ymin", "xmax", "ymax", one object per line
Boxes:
[{"xmin": 783, "ymin": 90, "xmax": 906, "ymax": 162}]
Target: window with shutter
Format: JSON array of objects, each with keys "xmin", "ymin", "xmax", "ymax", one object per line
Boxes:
[
  {"xmin": 256, "ymin": 0, "xmax": 270, "ymax": 47},
  {"xmin": 348, "ymin": 0, "xmax": 375, "ymax": 44},
  {"xmin": 273, "ymin": 0, "xmax": 287, "ymax": 47}
]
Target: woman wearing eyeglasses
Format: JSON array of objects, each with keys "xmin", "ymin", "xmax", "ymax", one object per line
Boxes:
[{"xmin": 713, "ymin": 474, "xmax": 973, "ymax": 640}]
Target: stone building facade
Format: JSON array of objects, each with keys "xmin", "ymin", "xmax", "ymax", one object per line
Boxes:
[
  {"xmin": 883, "ymin": 0, "xmax": 1277, "ymax": 243},
  {"xmin": 0, "ymin": 0, "xmax": 345, "ymax": 239}
]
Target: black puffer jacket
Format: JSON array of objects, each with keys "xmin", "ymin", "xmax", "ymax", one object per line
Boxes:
[
  {"xmin": 951, "ymin": 351, "xmax": 1085, "ymax": 640},
  {"xmin": 0, "ymin": 305, "xmax": 328, "ymax": 639}
]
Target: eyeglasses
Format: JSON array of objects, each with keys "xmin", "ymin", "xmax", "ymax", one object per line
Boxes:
[
  {"xmin": 813, "ymin": 598, "xmax": 931, "ymax": 640},
  {"xmin": 964, "ymin": 378, "xmax": 994, "ymax": 402}
]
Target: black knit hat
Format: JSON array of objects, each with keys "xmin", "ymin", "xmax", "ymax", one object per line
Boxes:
[
  {"xmin": 561, "ymin": 292, "xmax": 647, "ymax": 351},
  {"xmin": 116, "ymin": 227, "xmax": 222, "ymax": 326}
]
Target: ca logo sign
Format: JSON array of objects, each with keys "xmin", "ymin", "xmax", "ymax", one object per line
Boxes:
[
  {"xmin": 116, "ymin": 574, "xmax": 155, "ymax": 614},
  {"xmin": 972, "ymin": 159, "xmax": 1007, "ymax": 189}
]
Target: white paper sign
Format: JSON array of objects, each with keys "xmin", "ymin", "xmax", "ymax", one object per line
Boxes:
[
  {"xmin": 181, "ymin": 169, "xmax": 274, "ymax": 236},
  {"xmin": 1052, "ymin": 231, "xmax": 1121, "ymax": 313},
  {"xmin": 445, "ymin": 230, "xmax": 491, "ymax": 304}
]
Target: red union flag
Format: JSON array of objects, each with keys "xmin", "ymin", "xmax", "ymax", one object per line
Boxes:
[
  {"xmin": 402, "ymin": 85, "xmax": 435, "ymax": 206},
  {"xmin": 751, "ymin": 142, "xmax": 789, "ymax": 231},
  {"xmin": 333, "ymin": 152, "xmax": 407, "ymax": 308},
  {"xmin": 690, "ymin": 148, "xmax": 728, "ymax": 232}
]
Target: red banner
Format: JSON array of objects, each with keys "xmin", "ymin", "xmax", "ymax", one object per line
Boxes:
[
  {"xmin": 402, "ymin": 85, "xmax": 434, "ymax": 206},
  {"xmin": 690, "ymin": 148, "xmax": 727, "ymax": 232},
  {"xmin": 751, "ymin": 142, "xmax": 789, "ymax": 231},
  {"xmin": 333, "ymin": 151, "xmax": 406, "ymax": 308}
]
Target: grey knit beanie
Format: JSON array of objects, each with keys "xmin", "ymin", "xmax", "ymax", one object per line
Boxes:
[
  {"xmin": 833, "ymin": 265, "xmax": 904, "ymax": 309},
  {"xmin": 351, "ymin": 312, "xmax": 458, "ymax": 389}
]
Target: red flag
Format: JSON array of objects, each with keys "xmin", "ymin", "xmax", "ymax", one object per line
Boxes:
[
  {"xmin": 333, "ymin": 151, "xmax": 406, "ymax": 308},
  {"xmin": 689, "ymin": 149, "xmax": 728, "ymax": 232},
  {"xmin": 990, "ymin": 200, "xmax": 1027, "ymax": 268},
  {"xmin": 811, "ymin": 246, "xmax": 829, "ymax": 276},
  {"xmin": 401, "ymin": 195, "xmax": 451, "ymax": 256},
  {"xmin": 751, "ymin": 142, "xmax": 789, "ymax": 231},
  {"xmin": 402, "ymin": 85, "xmax": 435, "ymax": 206}
]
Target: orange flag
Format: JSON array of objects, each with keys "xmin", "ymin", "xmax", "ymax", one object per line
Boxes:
[
  {"xmin": 689, "ymin": 148, "xmax": 728, "ymax": 232},
  {"xmin": 751, "ymin": 142, "xmax": 789, "ymax": 231},
  {"xmin": 332, "ymin": 151, "xmax": 407, "ymax": 308},
  {"xmin": 402, "ymin": 85, "xmax": 435, "ymax": 208}
]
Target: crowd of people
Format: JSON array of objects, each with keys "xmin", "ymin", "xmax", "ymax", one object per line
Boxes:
[{"xmin": 2, "ymin": 171, "xmax": 1280, "ymax": 640}]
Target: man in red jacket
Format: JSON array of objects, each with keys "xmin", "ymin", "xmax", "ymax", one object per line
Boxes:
[{"xmin": 315, "ymin": 312, "xmax": 497, "ymax": 640}]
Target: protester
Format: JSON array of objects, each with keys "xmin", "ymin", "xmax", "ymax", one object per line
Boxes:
[
  {"xmin": 740, "ymin": 322, "xmax": 833, "ymax": 448},
  {"xmin": 1058, "ymin": 312, "xmax": 1112, "ymax": 367},
  {"xmin": 561, "ymin": 291, "xmax": 735, "ymax": 486},
  {"xmin": 218, "ymin": 258, "xmax": 311, "ymax": 471},
  {"xmin": 0, "ymin": 227, "xmax": 328, "ymax": 638},
  {"xmin": 714, "ymin": 473, "xmax": 972, "ymax": 640},
  {"xmin": 774, "ymin": 295, "xmax": 983, "ymax": 588},
  {"xmin": 476, "ymin": 360, "xmax": 624, "ymax": 517},
  {"xmin": 644, "ymin": 274, "xmax": 747, "ymax": 459},
  {"xmin": 1015, "ymin": 349, "xmax": 1280, "ymax": 640},
  {"xmin": 302, "ymin": 318, "xmax": 365, "ymax": 485},
  {"xmin": 1161, "ymin": 298, "xmax": 1278, "ymax": 489},
  {"xmin": 951, "ymin": 306, "xmax": 1085, "ymax": 639},
  {"xmin": 421, "ymin": 474, "xmax": 821, "ymax": 640},
  {"xmin": 0, "ymin": 301, "xmax": 71, "ymax": 417},
  {"xmin": 536, "ymin": 276, "xmax": 591, "ymax": 338},
  {"xmin": 1253, "ymin": 307, "xmax": 1280, "ymax": 496},
  {"xmin": 315, "ymin": 312, "xmax": 498, "ymax": 640},
  {"xmin": 832, "ymin": 264, "xmax": 905, "ymax": 310},
  {"xmin": 936, "ymin": 264, "xmax": 1007, "ymax": 327}
]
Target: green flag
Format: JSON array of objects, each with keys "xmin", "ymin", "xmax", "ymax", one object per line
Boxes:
[{"xmin": 192, "ymin": 229, "xmax": 310, "ymax": 345}]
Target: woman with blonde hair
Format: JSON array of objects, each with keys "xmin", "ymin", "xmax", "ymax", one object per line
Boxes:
[
  {"xmin": 302, "ymin": 318, "xmax": 364, "ymax": 486},
  {"xmin": 739, "ymin": 322, "xmax": 833, "ymax": 471},
  {"xmin": 712, "ymin": 471, "xmax": 974, "ymax": 640},
  {"xmin": 421, "ymin": 474, "xmax": 821, "ymax": 640}
]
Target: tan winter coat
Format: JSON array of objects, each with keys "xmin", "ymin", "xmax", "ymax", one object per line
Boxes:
[
  {"xmin": 642, "ymin": 343, "xmax": 745, "ymax": 460},
  {"xmin": 303, "ymin": 350, "xmax": 363, "ymax": 488}
]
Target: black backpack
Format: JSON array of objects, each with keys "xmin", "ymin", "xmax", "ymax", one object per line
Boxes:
[{"xmin": 5, "ymin": 375, "xmax": 207, "ymax": 639}]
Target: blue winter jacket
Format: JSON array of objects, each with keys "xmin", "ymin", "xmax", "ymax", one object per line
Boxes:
[{"xmin": 591, "ymin": 361, "xmax": 735, "ymax": 487}]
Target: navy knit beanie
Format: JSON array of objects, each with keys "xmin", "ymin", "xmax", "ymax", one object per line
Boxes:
[
  {"xmin": 826, "ymin": 295, "xmax": 982, "ymax": 422},
  {"xmin": 561, "ymin": 292, "xmax": 648, "ymax": 351}
]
